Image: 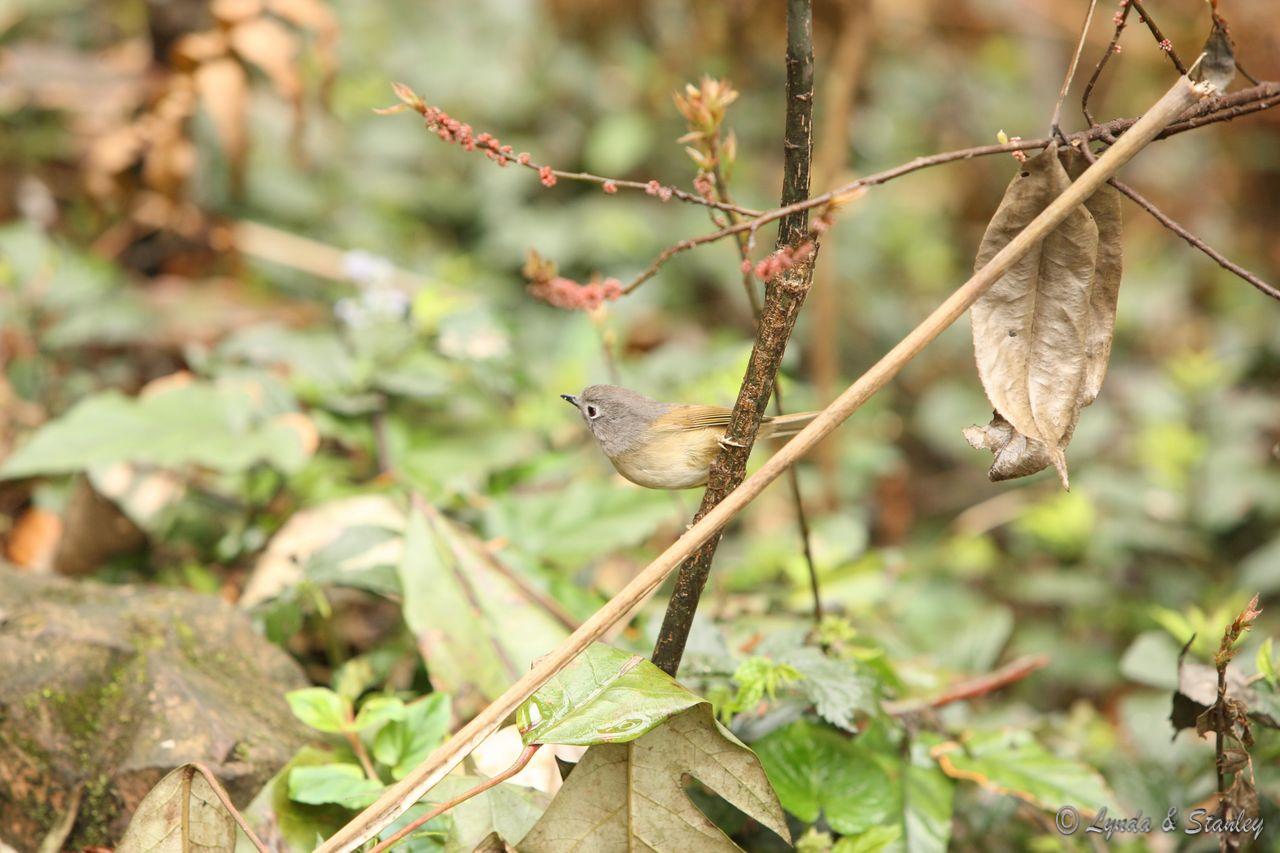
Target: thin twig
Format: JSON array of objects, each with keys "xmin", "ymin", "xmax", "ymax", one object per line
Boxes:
[
  {"xmin": 1109, "ymin": 178, "xmax": 1279, "ymax": 301},
  {"xmin": 1050, "ymin": 0, "xmax": 1100, "ymax": 139},
  {"xmin": 368, "ymin": 745, "xmax": 541, "ymax": 853},
  {"xmin": 1081, "ymin": 0, "xmax": 1131, "ymax": 126},
  {"xmin": 1130, "ymin": 0, "xmax": 1187, "ymax": 74},
  {"xmin": 346, "ymin": 729, "xmax": 381, "ymax": 781},
  {"xmin": 882, "ymin": 654, "xmax": 1050, "ymax": 715},
  {"xmin": 317, "ymin": 74, "xmax": 1212, "ymax": 852},
  {"xmin": 193, "ymin": 763, "xmax": 270, "ymax": 853},
  {"xmin": 619, "ymin": 81, "xmax": 1280, "ymax": 296},
  {"xmin": 1080, "ymin": 141, "xmax": 1280, "ymax": 300}
]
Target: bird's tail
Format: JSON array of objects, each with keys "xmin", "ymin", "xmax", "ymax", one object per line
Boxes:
[{"xmin": 761, "ymin": 410, "xmax": 818, "ymax": 439}]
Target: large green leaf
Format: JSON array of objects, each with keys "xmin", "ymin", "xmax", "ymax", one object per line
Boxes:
[
  {"xmin": 755, "ymin": 719, "xmax": 897, "ymax": 836},
  {"xmin": 931, "ymin": 729, "xmax": 1113, "ymax": 816},
  {"xmin": 517, "ymin": 643, "xmax": 703, "ymax": 746},
  {"xmin": 287, "ymin": 764, "xmax": 384, "ymax": 810},
  {"xmin": 521, "ymin": 705, "xmax": 789, "ymax": 852},
  {"xmin": 399, "ymin": 503, "xmax": 569, "ymax": 710},
  {"xmin": 0, "ymin": 379, "xmax": 309, "ymax": 479},
  {"xmin": 756, "ymin": 721, "xmax": 952, "ymax": 851}
]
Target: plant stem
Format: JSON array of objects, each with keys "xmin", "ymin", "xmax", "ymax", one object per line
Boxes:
[
  {"xmin": 367, "ymin": 746, "xmax": 540, "ymax": 853},
  {"xmin": 651, "ymin": 0, "xmax": 818, "ymax": 675}
]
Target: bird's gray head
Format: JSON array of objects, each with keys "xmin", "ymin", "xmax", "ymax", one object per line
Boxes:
[{"xmin": 560, "ymin": 384, "xmax": 669, "ymax": 457}]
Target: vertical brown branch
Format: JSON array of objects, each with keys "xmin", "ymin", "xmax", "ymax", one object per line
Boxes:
[{"xmin": 651, "ymin": 0, "xmax": 817, "ymax": 675}]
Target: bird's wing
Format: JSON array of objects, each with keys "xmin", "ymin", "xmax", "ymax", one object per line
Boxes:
[{"xmin": 653, "ymin": 404, "xmax": 738, "ymax": 432}]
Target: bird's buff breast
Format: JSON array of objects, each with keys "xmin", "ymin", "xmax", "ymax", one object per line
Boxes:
[{"xmin": 607, "ymin": 428, "xmax": 720, "ymax": 489}]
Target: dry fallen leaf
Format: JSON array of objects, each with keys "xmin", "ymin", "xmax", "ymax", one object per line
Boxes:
[
  {"xmin": 114, "ymin": 765, "xmax": 236, "ymax": 853},
  {"xmin": 520, "ymin": 705, "xmax": 789, "ymax": 853}
]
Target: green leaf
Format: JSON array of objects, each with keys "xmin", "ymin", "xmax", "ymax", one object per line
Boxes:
[
  {"xmin": 931, "ymin": 729, "xmax": 1114, "ymax": 816},
  {"xmin": 833, "ymin": 825, "xmax": 902, "ymax": 853},
  {"xmin": 756, "ymin": 721, "xmax": 953, "ymax": 851},
  {"xmin": 1119, "ymin": 631, "xmax": 1181, "ymax": 691},
  {"xmin": 1258, "ymin": 638, "xmax": 1277, "ymax": 687},
  {"xmin": 755, "ymin": 719, "xmax": 896, "ymax": 835},
  {"xmin": 483, "ymin": 480, "xmax": 674, "ymax": 568},
  {"xmin": 517, "ymin": 643, "xmax": 703, "ymax": 746},
  {"xmin": 0, "ymin": 380, "xmax": 309, "ymax": 479},
  {"xmin": 398, "ymin": 504, "xmax": 568, "ymax": 708},
  {"xmin": 286, "ymin": 687, "xmax": 351, "ymax": 734},
  {"xmin": 287, "ymin": 764, "xmax": 385, "ymax": 810},
  {"xmin": 352, "ymin": 695, "xmax": 407, "ymax": 732},
  {"xmin": 778, "ymin": 646, "xmax": 878, "ymax": 732},
  {"xmin": 521, "ymin": 705, "xmax": 789, "ymax": 852},
  {"xmin": 373, "ymin": 693, "xmax": 453, "ymax": 779}
]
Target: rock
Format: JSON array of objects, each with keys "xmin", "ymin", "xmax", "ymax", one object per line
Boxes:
[{"xmin": 0, "ymin": 566, "xmax": 309, "ymax": 850}]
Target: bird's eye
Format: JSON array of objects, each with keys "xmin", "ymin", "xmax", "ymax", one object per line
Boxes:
[{"xmin": 585, "ymin": 405, "xmax": 599, "ymax": 418}]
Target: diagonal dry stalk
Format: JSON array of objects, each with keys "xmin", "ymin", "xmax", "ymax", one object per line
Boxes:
[{"xmin": 316, "ymin": 72, "xmax": 1213, "ymax": 853}]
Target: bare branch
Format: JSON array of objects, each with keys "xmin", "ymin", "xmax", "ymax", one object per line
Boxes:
[
  {"xmin": 883, "ymin": 654, "xmax": 1050, "ymax": 715},
  {"xmin": 1051, "ymin": 0, "xmax": 1099, "ymax": 138},
  {"xmin": 1080, "ymin": 141, "xmax": 1280, "ymax": 301}
]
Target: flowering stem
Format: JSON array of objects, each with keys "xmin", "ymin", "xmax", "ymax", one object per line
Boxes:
[{"xmin": 380, "ymin": 85, "xmax": 760, "ymax": 218}]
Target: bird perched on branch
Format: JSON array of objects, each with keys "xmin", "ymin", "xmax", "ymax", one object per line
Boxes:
[{"xmin": 561, "ymin": 384, "xmax": 817, "ymax": 489}]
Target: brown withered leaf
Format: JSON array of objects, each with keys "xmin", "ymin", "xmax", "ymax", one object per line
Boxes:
[
  {"xmin": 963, "ymin": 412, "xmax": 1061, "ymax": 483},
  {"xmin": 1060, "ymin": 148, "xmax": 1123, "ymax": 407},
  {"xmin": 229, "ymin": 17, "xmax": 303, "ymax": 107},
  {"xmin": 968, "ymin": 144, "xmax": 1124, "ymax": 488},
  {"xmin": 519, "ymin": 705, "xmax": 788, "ymax": 853},
  {"xmin": 114, "ymin": 765, "xmax": 236, "ymax": 852},
  {"xmin": 193, "ymin": 58, "xmax": 250, "ymax": 193}
]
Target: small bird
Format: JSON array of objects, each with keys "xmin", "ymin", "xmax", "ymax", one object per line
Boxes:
[{"xmin": 561, "ymin": 384, "xmax": 817, "ymax": 489}]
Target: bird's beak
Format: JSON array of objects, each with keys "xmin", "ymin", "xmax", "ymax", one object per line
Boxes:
[{"xmin": 560, "ymin": 393, "xmax": 579, "ymax": 407}]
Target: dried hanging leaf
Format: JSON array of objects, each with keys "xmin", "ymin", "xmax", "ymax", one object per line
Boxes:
[
  {"xmin": 519, "ymin": 705, "xmax": 789, "ymax": 853},
  {"xmin": 967, "ymin": 143, "xmax": 1125, "ymax": 488},
  {"xmin": 115, "ymin": 765, "xmax": 236, "ymax": 853},
  {"xmin": 1061, "ymin": 147, "xmax": 1123, "ymax": 407},
  {"xmin": 1190, "ymin": 20, "xmax": 1236, "ymax": 93},
  {"xmin": 963, "ymin": 411, "xmax": 1059, "ymax": 483}
]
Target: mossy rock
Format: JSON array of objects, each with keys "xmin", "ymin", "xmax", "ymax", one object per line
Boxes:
[{"xmin": 0, "ymin": 566, "xmax": 309, "ymax": 850}]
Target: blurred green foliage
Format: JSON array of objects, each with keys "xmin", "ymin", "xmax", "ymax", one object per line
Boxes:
[{"xmin": 1, "ymin": 0, "xmax": 1278, "ymax": 849}]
